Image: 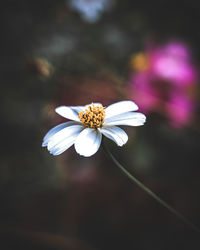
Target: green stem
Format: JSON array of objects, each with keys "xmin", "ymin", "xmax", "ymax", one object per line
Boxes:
[{"xmin": 103, "ymin": 141, "xmax": 200, "ymax": 234}]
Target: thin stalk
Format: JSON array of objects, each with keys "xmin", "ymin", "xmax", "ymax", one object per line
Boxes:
[{"xmin": 103, "ymin": 141, "xmax": 200, "ymax": 234}]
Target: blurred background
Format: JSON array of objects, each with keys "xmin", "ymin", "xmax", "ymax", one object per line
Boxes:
[{"xmin": 1, "ymin": 0, "xmax": 200, "ymax": 249}]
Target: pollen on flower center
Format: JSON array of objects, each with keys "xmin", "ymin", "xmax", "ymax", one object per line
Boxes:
[{"xmin": 78, "ymin": 104, "xmax": 105, "ymax": 128}]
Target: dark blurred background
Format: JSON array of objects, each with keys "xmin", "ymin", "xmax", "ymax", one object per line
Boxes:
[{"xmin": 1, "ymin": 0, "xmax": 200, "ymax": 249}]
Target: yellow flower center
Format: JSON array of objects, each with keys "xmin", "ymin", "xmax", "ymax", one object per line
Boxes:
[{"xmin": 78, "ymin": 104, "xmax": 105, "ymax": 128}]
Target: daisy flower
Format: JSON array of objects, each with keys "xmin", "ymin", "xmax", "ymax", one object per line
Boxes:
[{"xmin": 42, "ymin": 101, "xmax": 146, "ymax": 157}]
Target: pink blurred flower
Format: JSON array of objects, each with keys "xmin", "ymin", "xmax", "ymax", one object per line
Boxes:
[
  {"xmin": 166, "ymin": 92, "xmax": 195, "ymax": 127},
  {"xmin": 150, "ymin": 42, "xmax": 197, "ymax": 86},
  {"xmin": 130, "ymin": 72, "xmax": 160, "ymax": 113},
  {"xmin": 129, "ymin": 41, "xmax": 198, "ymax": 128}
]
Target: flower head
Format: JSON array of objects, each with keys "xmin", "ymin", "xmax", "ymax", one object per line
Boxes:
[
  {"xmin": 42, "ymin": 101, "xmax": 146, "ymax": 157},
  {"xmin": 78, "ymin": 103, "xmax": 105, "ymax": 128}
]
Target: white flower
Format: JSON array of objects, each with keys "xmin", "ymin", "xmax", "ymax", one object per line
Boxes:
[
  {"xmin": 68, "ymin": 0, "xmax": 111, "ymax": 22},
  {"xmin": 42, "ymin": 101, "xmax": 146, "ymax": 157}
]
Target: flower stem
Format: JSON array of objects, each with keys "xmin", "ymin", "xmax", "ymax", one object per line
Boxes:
[{"xmin": 103, "ymin": 141, "xmax": 200, "ymax": 234}]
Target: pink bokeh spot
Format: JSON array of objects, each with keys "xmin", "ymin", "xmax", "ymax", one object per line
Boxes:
[
  {"xmin": 149, "ymin": 43, "xmax": 197, "ymax": 86},
  {"xmin": 130, "ymin": 72, "xmax": 161, "ymax": 113},
  {"xmin": 166, "ymin": 93, "xmax": 195, "ymax": 127},
  {"xmin": 129, "ymin": 41, "xmax": 198, "ymax": 128}
]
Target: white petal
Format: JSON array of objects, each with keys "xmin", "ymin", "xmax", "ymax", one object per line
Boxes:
[
  {"xmin": 47, "ymin": 125, "xmax": 84, "ymax": 155},
  {"xmin": 70, "ymin": 106, "xmax": 85, "ymax": 113},
  {"xmin": 74, "ymin": 128, "xmax": 102, "ymax": 157},
  {"xmin": 105, "ymin": 101, "xmax": 138, "ymax": 119},
  {"xmin": 99, "ymin": 126, "xmax": 128, "ymax": 146},
  {"xmin": 104, "ymin": 111, "xmax": 145, "ymax": 123},
  {"xmin": 55, "ymin": 106, "xmax": 81, "ymax": 121},
  {"xmin": 42, "ymin": 121, "xmax": 79, "ymax": 147},
  {"xmin": 104, "ymin": 112, "xmax": 146, "ymax": 126},
  {"xmin": 104, "ymin": 111, "xmax": 133, "ymax": 123},
  {"xmin": 49, "ymin": 135, "xmax": 76, "ymax": 156}
]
